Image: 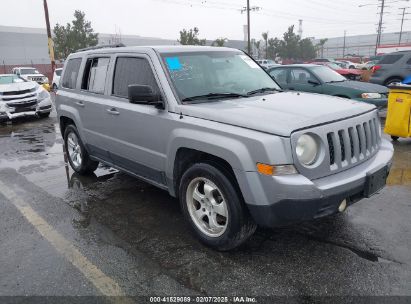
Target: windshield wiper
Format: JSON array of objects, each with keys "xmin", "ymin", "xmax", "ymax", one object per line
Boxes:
[
  {"xmin": 246, "ymin": 87, "xmax": 281, "ymax": 95},
  {"xmin": 182, "ymin": 92, "xmax": 248, "ymax": 102}
]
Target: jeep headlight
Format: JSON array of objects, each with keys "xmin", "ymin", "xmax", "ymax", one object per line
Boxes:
[
  {"xmin": 37, "ymin": 88, "xmax": 50, "ymax": 101},
  {"xmin": 296, "ymin": 134, "xmax": 318, "ymax": 166},
  {"xmin": 361, "ymin": 93, "xmax": 382, "ymax": 99}
]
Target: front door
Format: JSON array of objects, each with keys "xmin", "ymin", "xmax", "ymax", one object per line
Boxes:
[
  {"xmin": 288, "ymin": 68, "xmax": 323, "ymax": 94},
  {"xmin": 101, "ymin": 54, "xmax": 171, "ymax": 186}
]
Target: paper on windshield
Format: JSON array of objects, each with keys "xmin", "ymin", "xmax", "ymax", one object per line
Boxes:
[{"xmin": 239, "ymin": 55, "xmax": 260, "ymax": 68}]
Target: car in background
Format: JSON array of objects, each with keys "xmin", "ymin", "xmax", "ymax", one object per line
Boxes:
[
  {"xmin": 267, "ymin": 64, "xmax": 388, "ymax": 109},
  {"xmin": 370, "ymin": 51, "xmax": 411, "ymax": 86},
  {"xmin": 0, "ymin": 74, "xmax": 52, "ymax": 122},
  {"xmin": 340, "ymin": 60, "xmax": 357, "ymax": 69},
  {"xmin": 312, "ymin": 61, "xmax": 362, "ymax": 80},
  {"xmin": 357, "ymin": 60, "xmax": 378, "ymax": 70},
  {"xmin": 52, "ymin": 68, "xmax": 63, "ymax": 91},
  {"xmin": 11, "ymin": 67, "xmax": 50, "ymax": 91},
  {"xmin": 256, "ymin": 59, "xmax": 280, "ymax": 69}
]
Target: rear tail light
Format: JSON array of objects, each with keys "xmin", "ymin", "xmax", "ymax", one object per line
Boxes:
[{"xmin": 372, "ymin": 65, "xmax": 381, "ymax": 73}]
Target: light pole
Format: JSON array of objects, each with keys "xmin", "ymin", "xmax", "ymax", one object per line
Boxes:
[
  {"xmin": 241, "ymin": 1, "xmax": 261, "ymax": 55},
  {"xmin": 43, "ymin": 0, "xmax": 56, "ymax": 75},
  {"xmin": 398, "ymin": 7, "xmax": 410, "ymax": 45}
]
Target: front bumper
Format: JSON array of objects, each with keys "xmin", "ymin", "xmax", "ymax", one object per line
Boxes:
[
  {"xmin": 0, "ymin": 97, "xmax": 52, "ymax": 122},
  {"xmin": 246, "ymin": 139, "xmax": 394, "ymax": 228}
]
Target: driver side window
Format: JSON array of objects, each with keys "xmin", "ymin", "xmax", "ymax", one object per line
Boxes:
[{"xmin": 290, "ymin": 69, "xmax": 316, "ymax": 84}]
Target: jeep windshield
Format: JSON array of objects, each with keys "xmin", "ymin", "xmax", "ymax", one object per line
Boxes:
[
  {"xmin": 20, "ymin": 68, "xmax": 40, "ymax": 75},
  {"xmin": 160, "ymin": 51, "xmax": 281, "ymax": 103}
]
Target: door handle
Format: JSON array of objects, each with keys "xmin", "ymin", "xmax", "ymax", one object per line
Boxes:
[
  {"xmin": 106, "ymin": 108, "xmax": 120, "ymax": 115},
  {"xmin": 75, "ymin": 101, "xmax": 85, "ymax": 107}
]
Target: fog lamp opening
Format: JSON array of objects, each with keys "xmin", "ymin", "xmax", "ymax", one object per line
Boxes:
[{"xmin": 338, "ymin": 199, "xmax": 347, "ymax": 212}]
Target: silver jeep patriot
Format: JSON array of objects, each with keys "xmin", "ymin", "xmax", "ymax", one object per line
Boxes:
[{"xmin": 56, "ymin": 46, "xmax": 393, "ymax": 250}]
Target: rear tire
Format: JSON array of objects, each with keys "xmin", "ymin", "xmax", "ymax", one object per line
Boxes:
[
  {"xmin": 64, "ymin": 124, "xmax": 99, "ymax": 175},
  {"xmin": 179, "ymin": 163, "xmax": 257, "ymax": 251},
  {"xmin": 38, "ymin": 112, "xmax": 50, "ymax": 118},
  {"xmin": 391, "ymin": 136, "xmax": 399, "ymax": 141},
  {"xmin": 384, "ymin": 78, "xmax": 403, "ymax": 86}
]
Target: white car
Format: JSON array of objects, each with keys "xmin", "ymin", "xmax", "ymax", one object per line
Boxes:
[
  {"xmin": 52, "ymin": 68, "xmax": 63, "ymax": 91},
  {"xmin": 0, "ymin": 74, "xmax": 52, "ymax": 122},
  {"xmin": 256, "ymin": 59, "xmax": 280, "ymax": 70},
  {"xmin": 11, "ymin": 67, "xmax": 49, "ymax": 85}
]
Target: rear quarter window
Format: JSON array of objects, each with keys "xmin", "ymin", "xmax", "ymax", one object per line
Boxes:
[
  {"xmin": 379, "ymin": 54, "xmax": 404, "ymax": 64},
  {"xmin": 62, "ymin": 58, "xmax": 82, "ymax": 89}
]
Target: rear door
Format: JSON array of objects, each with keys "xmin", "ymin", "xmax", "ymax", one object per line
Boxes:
[
  {"xmin": 77, "ymin": 55, "xmax": 113, "ymax": 161},
  {"xmin": 268, "ymin": 68, "xmax": 289, "ymax": 90}
]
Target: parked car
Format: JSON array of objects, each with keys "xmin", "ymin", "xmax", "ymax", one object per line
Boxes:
[
  {"xmin": 340, "ymin": 60, "xmax": 357, "ymax": 69},
  {"xmin": 0, "ymin": 74, "xmax": 52, "ymax": 122},
  {"xmin": 312, "ymin": 62, "xmax": 362, "ymax": 80},
  {"xmin": 370, "ymin": 51, "xmax": 411, "ymax": 86},
  {"xmin": 357, "ymin": 60, "xmax": 378, "ymax": 70},
  {"xmin": 332, "ymin": 60, "xmax": 349, "ymax": 69},
  {"xmin": 11, "ymin": 67, "xmax": 50, "ymax": 91},
  {"xmin": 52, "ymin": 68, "xmax": 63, "ymax": 91},
  {"xmin": 267, "ymin": 64, "xmax": 388, "ymax": 109},
  {"xmin": 56, "ymin": 46, "xmax": 393, "ymax": 250},
  {"xmin": 256, "ymin": 59, "xmax": 279, "ymax": 69}
]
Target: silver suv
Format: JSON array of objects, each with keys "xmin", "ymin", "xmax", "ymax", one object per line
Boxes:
[
  {"xmin": 370, "ymin": 51, "xmax": 411, "ymax": 86},
  {"xmin": 56, "ymin": 46, "xmax": 393, "ymax": 250}
]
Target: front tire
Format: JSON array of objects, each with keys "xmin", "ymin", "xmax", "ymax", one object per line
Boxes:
[
  {"xmin": 64, "ymin": 125, "xmax": 99, "ymax": 175},
  {"xmin": 179, "ymin": 163, "xmax": 256, "ymax": 251}
]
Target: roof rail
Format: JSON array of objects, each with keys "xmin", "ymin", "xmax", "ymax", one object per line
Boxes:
[{"xmin": 75, "ymin": 43, "xmax": 126, "ymax": 53}]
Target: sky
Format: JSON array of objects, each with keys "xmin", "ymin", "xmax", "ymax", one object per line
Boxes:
[{"xmin": 1, "ymin": 0, "xmax": 410, "ymax": 41}]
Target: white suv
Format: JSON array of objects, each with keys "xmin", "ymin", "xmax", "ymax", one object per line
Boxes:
[
  {"xmin": 52, "ymin": 68, "xmax": 63, "ymax": 91},
  {"xmin": 12, "ymin": 67, "xmax": 49, "ymax": 86}
]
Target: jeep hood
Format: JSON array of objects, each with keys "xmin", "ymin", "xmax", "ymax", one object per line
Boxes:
[
  {"xmin": 0, "ymin": 81, "xmax": 37, "ymax": 94},
  {"xmin": 177, "ymin": 92, "xmax": 375, "ymax": 137}
]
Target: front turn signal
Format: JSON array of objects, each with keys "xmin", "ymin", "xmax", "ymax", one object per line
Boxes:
[{"xmin": 256, "ymin": 163, "xmax": 297, "ymax": 176}]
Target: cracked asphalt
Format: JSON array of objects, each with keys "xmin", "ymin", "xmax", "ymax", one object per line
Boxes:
[{"xmin": 0, "ymin": 98, "xmax": 410, "ymax": 300}]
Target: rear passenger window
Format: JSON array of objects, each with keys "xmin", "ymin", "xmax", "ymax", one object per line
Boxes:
[
  {"xmin": 81, "ymin": 57, "xmax": 110, "ymax": 94},
  {"xmin": 269, "ymin": 69, "xmax": 288, "ymax": 86},
  {"xmin": 112, "ymin": 57, "xmax": 159, "ymax": 98},
  {"xmin": 379, "ymin": 54, "xmax": 403, "ymax": 64},
  {"xmin": 62, "ymin": 58, "xmax": 82, "ymax": 89}
]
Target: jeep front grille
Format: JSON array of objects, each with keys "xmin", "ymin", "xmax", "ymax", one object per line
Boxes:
[
  {"xmin": 291, "ymin": 110, "xmax": 381, "ymax": 180},
  {"xmin": 326, "ymin": 117, "xmax": 380, "ymax": 171}
]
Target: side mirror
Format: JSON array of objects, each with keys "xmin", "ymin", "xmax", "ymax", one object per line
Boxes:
[
  {"xmin": 128, "ymin": 84, "xmax": 164, "ymax": 109},
  {"xmin": 308, "ymin": 80, "xmax": 320, "ymax": 86}
]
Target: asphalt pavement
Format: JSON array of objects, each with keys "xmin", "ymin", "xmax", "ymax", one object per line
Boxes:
[{"xmin": 0, "ymin": 98, "xmax": 410, "ymax": 302}]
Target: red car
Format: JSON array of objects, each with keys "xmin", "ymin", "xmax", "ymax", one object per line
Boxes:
[{"xmin": 311, "ymin": 62, "xmax": 362, "ymax": 80}]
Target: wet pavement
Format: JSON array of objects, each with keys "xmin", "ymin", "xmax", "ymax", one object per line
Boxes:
[{"xmin": 0, "ymin": 99, "xmax": 410, "ymax": 301}]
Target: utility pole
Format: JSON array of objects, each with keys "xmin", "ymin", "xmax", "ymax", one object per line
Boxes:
[
  {"xmin": 375, "ymin": 0, "xmax": 386, "ymax": 55},
  {"xmin": 43, "ymin": 0, "xmax": 56, "ymax": 75},
  {"xmin": 241, "ymin": 1, "xmax": 261, "ymax": 55},
  {"xmin": 342, "ymin": 30, "xmax": 347, "ymax": 58},
  {"xmin": 398, "ymin": 7, "xmax": 410, "ymax": 45}
]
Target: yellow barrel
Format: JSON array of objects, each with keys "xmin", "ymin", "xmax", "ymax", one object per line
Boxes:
[{"xmin": 384, "ymin": 85, "xmax": 411, "ymax": 138}]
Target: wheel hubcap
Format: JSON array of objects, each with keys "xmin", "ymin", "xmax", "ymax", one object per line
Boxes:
[
  {"xmin": 186, "ymin": 177, "xmax": 228, "ymax": 237},
  {"xmin": 67, "ymin": 132, "xmax": 82, "ymax": 168}
]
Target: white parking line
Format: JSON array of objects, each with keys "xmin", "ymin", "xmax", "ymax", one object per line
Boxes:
[{"xmin": 0, "ymin": 181, "xmax": 133, "ymax": 303}]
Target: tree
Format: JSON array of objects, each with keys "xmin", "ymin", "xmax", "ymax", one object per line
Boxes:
[
  {"xmin": 315, "ymin": 38, "xmax": 328, "ymax": 58},
  {"xmin": 253, "ymin": 40, "xmax": 261, "ymax": 58},
  {"xmin": 178, "ymin": 27, "xmax": 206, "ymax": 45},
  {"xmin": 267, "ymin": 38, "xmax": 280, "ymax": 60},
  {"xmin": 53, "ymin": 10, "xmax": 98, "ymax": 60},
  {"xmin": 262, "ymin": 32, "xmax": 269, "ymax": 59},
  {"xmin": 212, "ymin": 38, "xmax": 227, "ymax": 47},
  {"xmin": 278, "ymin": 25, "xmax": 300, "ymax": 60},
  {"xmin": 299, "ymin": 38, "xmax": 316, "ymax": 60}
]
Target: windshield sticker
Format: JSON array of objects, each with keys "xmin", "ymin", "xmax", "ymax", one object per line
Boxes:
[
  {"xmin": 166, "ymin": 57, "xmax": 182, "ymax": 71},
  {"xmin": 239, "ymin": 55, "xmax": 259, "ymax": 68}
]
